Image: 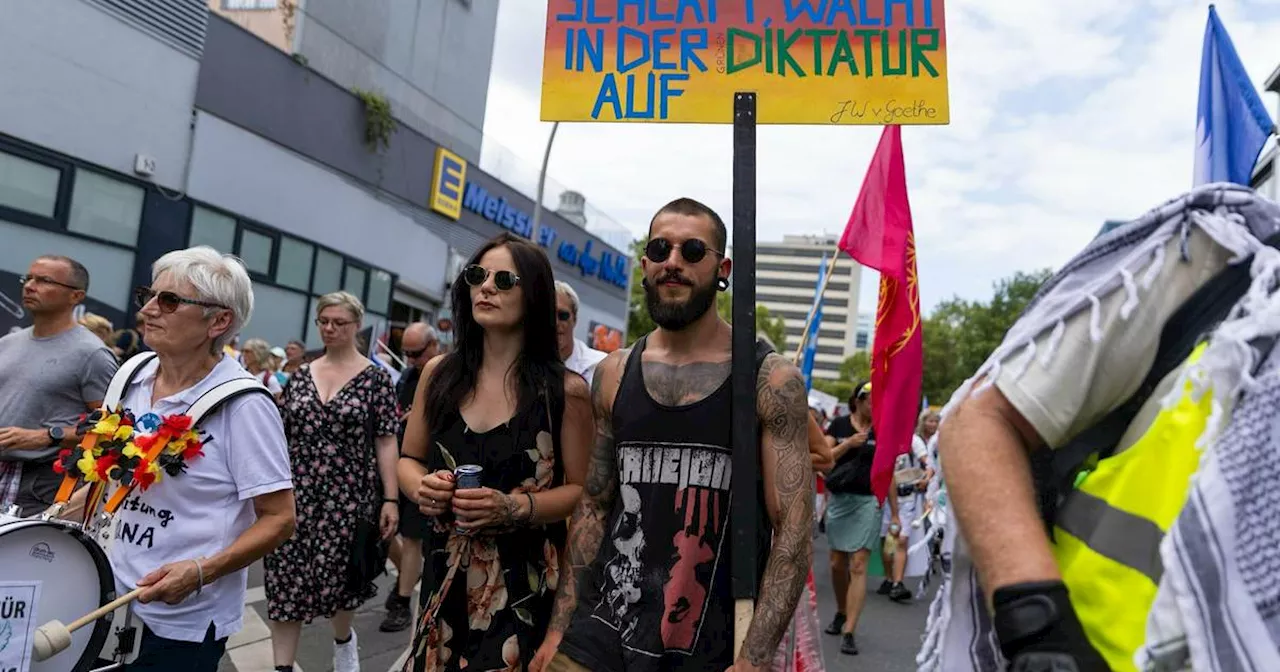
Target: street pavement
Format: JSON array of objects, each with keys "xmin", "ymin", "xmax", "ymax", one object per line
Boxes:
[
  {"xmin": 812, "ymin": 534, "xmax": 934, "ymax": 671},
  {"xmin": 216, "ymin": 534, "xmax": 931, "ymax": 671}
]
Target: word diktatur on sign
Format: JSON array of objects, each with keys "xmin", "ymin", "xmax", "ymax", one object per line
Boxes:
[
  {"xmin": 429, "ymin": 148, "xmax": 629, "ymax": 290},
  {"xmin": 541, "ymin": 0, "xmax": 950, "ymax": 125}
]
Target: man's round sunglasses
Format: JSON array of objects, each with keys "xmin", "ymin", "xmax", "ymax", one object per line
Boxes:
[
  {"xmin": 462, "ymin": 265, "xmax": 520, "ymax": 291},
  {"xmin": 134, "ymin": 286, "xmax": 229, "ymax": 313},
  {"xmin": 645, "ymin": 238, "xmax": 723, "ymax": 265}
]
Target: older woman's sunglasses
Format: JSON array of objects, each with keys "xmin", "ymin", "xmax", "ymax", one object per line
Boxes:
[
  {"xmin": 462, "ymin": 265, "xmax": 520, "ymax": 291},
  {"xmin": 645, "ymin": 238, "xmax": 722, "ymax": 264},
  {"xmin": 134, "ymin": 286, "xmax": 229, "ymax": 314}
]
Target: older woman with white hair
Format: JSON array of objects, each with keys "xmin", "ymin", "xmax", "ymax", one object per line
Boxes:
[
  {"xmin": 266, "ymin": 291, "xmax": 401, "ymax": 672},
  {"xmin": 553, "ymin": 280, "xmax": 606, "ymax": 384},
  {"xmin": 107, "ymin": 246, "xmax": 296, "ymax": 670},
  {"xmin": 241, "ymin": 337, "xmax": 284, "ymax": 399}
]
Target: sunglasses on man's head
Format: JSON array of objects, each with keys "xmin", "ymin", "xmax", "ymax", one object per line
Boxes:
[
  {"xmin": 644, "ymin": 238, "xmax": 722, "ymax": 265},
  {"xmin": 134, "ymin": 286, "xmax": 229, "ymax": 314},
  {"xmin": 462, "ymin": 265, "xmax": 520, "ymax": 291}
]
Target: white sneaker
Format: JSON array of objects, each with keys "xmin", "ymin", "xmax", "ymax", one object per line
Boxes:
[{"xmin": 334, "ymin": 630, "xmax": 360, "ymax": 672}]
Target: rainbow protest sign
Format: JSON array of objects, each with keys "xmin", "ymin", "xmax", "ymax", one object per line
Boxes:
[{"xmin": 540, "ymin": 0, "xmax": 949, "ymax": 125}]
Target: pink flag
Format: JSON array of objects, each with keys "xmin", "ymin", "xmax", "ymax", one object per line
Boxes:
[{"xmin": 837, "ymin": 126, "xmax": 924, "ymax": 504}]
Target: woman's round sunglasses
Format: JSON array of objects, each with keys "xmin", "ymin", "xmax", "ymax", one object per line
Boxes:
[
  {"xmin": 645, "ymin": 238, "xmax": 722, "ymax": 264},
  {"xmin": 462, "ymin": 265, "xmax": 520, "ymax": 291},
  {"xmin": 134, "ymin": 286, "xmax": 229, "ymax": 314}
]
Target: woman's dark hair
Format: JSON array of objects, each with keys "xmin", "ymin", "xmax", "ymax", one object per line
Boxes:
[
  {"xmin": 848, "ymin": 380, "xmax": 870, "ymax": 408},
  {"xmin": 425, "ymin": 233, "xmax": 565, "ymax": 430}
]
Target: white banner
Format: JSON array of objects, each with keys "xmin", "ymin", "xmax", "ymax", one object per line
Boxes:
[{"xmin": 0, "ymin": 581, "xmax": 42, "ymax": 672}]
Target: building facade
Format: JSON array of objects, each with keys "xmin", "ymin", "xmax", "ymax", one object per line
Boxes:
[
  {"xmin": 756, "ymin": 235, "xmax": 863, "ymax": 380},
  {"xmin": 854, "ymin": 312, "xmax": 873, "ymax": 352},
  {"xmin": 0, "ymin": 1, "xmax": 629, "ymax": 352},
  {"xmin": 208, "ymin": 0, "xmax": 497, "ymax": 164},
  {"xmin": 1250, "ymin": 63, "xmax": 1280, "ymax": 201}
]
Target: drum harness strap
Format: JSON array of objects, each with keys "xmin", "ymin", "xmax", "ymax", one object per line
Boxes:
[{"xmin": 56, "ymin": 352, "xmax": 272, "ymax": 526}]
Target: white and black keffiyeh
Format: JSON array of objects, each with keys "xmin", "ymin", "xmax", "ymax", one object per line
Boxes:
[{"xmin": 917, "ymin": 184, "xmax": 1280, "ymax": 672}]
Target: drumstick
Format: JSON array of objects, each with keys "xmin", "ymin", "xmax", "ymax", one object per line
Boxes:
[{"xmin": 31, "ymin": 587, "xmax": 144, "ymax": 662}]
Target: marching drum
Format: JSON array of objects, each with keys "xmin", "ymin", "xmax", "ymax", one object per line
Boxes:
[{"xmin": 0, "ymin": 513, "xmax": 139, "ymax": 671}]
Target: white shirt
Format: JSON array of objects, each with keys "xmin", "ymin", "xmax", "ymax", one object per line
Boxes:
[
  {"xmin": 109, "ymin": 355, "xmax": 293, "ymax": 642},
  {"xmin": 564, "ymin": 338, "xmax": 607, "ymax": 386},
  {"xmin": 252, "ymin": 369, "xmax": 283, "ymax": 396}
]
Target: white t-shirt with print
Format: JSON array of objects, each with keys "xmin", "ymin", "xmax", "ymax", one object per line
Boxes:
[{"xmin": 108, "ymin": 355, "xmax": 293, "ymax": 643}]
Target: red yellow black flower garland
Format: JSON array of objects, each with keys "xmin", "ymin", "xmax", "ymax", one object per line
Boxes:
[{"xmin": 52, "ymin": 406, "xmax": 207, "ymax": 515}]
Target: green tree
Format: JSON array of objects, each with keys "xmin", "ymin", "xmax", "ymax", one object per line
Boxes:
[
  {"xmin": 812, "ymin": 378, "xmax": 853, "ymax": 403},
  {"xmin": 809, "ymin": 351, "xmax": 868, "ymax": 405},
  {"xmin": 625, "ymin": 239, "xmax": 656, "ymax": 344},
  {"xmin": 919, "ymin": 269, "xmax": 1053, "ymax": 403},
  {"xmin": 839, "ymin": 351, "xmax": 870, "ymax": 383},
  {"xmin": 624, "ymin": 238, "xmax": 786, "ymax": 352}
]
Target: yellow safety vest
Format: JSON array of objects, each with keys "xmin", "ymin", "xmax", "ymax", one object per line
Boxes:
[{"xmin": 1051, "ymin": 344, "xmax": 1211, "ymax": 672}]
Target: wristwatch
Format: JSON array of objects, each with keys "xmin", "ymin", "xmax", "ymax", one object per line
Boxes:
[{"xmin": 47, "ymin": 426, "xmax": 64, "ymax": 447}]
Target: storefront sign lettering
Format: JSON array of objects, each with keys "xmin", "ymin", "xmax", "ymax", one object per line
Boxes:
[{"xmin": 460, "ymin": 182, "xmax": 629, "ymax": 289}]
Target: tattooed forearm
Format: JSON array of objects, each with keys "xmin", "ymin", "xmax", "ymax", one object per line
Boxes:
[
  {"xmin": 741, "ymin": 354, "xmax": 815, "ymax": 666},
  {"xmin": 548, "ymin": 360, "xmax": 621, "ymax": 633}
]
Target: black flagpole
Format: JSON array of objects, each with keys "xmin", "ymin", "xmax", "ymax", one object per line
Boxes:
[{"xmin": 730, "ymin": 91, "xmax": 759, "ymax": 658}]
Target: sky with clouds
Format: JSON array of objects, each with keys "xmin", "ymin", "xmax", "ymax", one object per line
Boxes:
[{"xmin": 482, "ymin": 0, "xmax": 1280, "ymax": 315}]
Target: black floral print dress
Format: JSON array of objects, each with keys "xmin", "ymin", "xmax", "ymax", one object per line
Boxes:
[
  {"xmin": 266, "ymin": 363, "xmax": 400, "ymax": 622},
  {"xmin": 408, "ymin": 387, "xmax": 567, "ymax": 672}
]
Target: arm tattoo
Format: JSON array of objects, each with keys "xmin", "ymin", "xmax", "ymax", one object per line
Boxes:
[
  {"xmin": 548, "ymin": 353, "xmax": 623, "ymax": 633},
  {"xmin": 741, "ymin": 354, "xmax": 815, "ymax": 666}
]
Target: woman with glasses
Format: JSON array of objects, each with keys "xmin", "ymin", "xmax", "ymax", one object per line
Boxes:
[
  {"xmin": 398, "ymin": 233, "xmax": 593, "ymax": 672},
  {"xmin": 265, "ymin": 291, "xmax": 401, "ymax": 672},
  {"xmin": 105, "ymin": 247, "xmax": 295, "ymax": 671}
]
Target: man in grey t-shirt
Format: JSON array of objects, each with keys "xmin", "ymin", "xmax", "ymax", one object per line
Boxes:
[{"xmin": 0, "ymin": 255, "xmax": 117, "ymax": 516}]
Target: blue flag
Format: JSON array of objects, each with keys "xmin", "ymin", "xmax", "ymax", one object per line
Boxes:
[
  {"xmin": 801, "ymin": 254, "xmax": 828, "ymax": 391},
  {"xmin": 1194, "ymin": 5, "xmax": 1276, "ymax": 186}
]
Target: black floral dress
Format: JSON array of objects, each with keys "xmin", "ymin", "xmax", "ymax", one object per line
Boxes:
[
  {"xmin": 409, "ymin": 388, "xmax": 567, "ymax": 672},
  {"xmin": 266, "ymin": 363, "xmax": 400, "ymax": 622}
]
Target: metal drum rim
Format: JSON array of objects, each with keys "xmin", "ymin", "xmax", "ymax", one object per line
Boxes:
[{"xmin": 0, "ymin": 518, "xmax": 116, "ymax": 672}]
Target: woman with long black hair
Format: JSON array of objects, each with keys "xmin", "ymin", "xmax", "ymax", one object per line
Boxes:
[{"xmin": 398, "ymin": 233, "xmax": 593, "ymax": 672}]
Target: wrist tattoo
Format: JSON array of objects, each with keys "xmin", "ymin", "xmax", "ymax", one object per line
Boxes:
[{"xmin": 500, "ymin": 494, "xmax": 518, "ymax": 525}]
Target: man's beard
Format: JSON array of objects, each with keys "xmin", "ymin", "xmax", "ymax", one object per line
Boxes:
[{"xmin": 644, "ymin": 275, "xmax": 717, "ymax": 331}]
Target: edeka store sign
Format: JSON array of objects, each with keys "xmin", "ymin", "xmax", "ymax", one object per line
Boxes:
[{"xmin": 428, "ymin": 151, "xmax": 628, "ymax": 290}]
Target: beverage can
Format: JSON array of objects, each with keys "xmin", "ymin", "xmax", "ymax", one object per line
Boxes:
[{"xmin": 454, "ymin": 464, "xmax": 483, "ymax": 490}]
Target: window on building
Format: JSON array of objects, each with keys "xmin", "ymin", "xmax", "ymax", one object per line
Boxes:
[
  {"xmin": 368, "ymin": 269, "xmax": 392, "ymax": 315},
  {"xmin": 239, "ymin": 227, "xmax": 274, "ymax": 276},
  {"xmin": 0, "ymin": 151, "xmax": 60, "ymax": 218},
  {"xmin": 855, "ymin": 333, "xmax": 869, "ymax": 349},
  {"xmin": 189, "ymin": 207, "xmax": 237, "ymax": 252},
  {"xmin": 276, "ymin": 237, "xmax": 313, "ymax": 291},
  {"xmin": 68, "ymin": 170, "xmax": 144, "ymax": 244},
  {"xmin": 304, "ymin": 296, "xmax": 322, "ymax": 349},
  {"xmin": 240, "ymin": 284, "xmax": 307, "ymax": 347},
  {"xmin": 312, "ymin": 249, "xmax": 342, "ymax": 295},
  {"xmin": 0, "ymin": 218, "xmax": 135, "ymax": 311},
  {"xmin": 223, "ymin": 0, "xmax": 278, "ymax": 9},
  {"xmin": 344, "ymin": 265, "xmax": 368, "ymax": 302}
]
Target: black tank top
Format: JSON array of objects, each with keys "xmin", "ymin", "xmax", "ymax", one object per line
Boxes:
[{"xmin": 559, "ymin": 336, "xmax": 770, "ymax": 672}]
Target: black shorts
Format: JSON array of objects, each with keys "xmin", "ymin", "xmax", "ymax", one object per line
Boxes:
[
  {"xmin": 15, "ymin": 460, "xmax": 61, "ymax": 518},
  {"xmin": 398, "ymin": 493, "xmax": 431, "ymax": 539}
]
